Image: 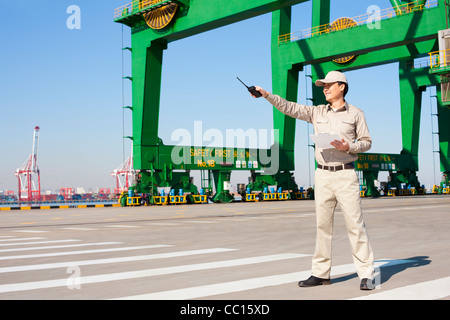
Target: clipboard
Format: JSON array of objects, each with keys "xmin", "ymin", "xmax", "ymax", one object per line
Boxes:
[{"xmin": 310, "ymin": 133, "xmax": 340, "ymax": 149}]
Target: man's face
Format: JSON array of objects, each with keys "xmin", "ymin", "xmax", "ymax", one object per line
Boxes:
[{"xmin": 323, "ymin": 82, "xmax": 345, "ymax": 102}]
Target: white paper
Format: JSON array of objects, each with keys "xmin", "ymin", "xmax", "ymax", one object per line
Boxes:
[{"xmin": 310, "ymin": 133, "xmax": 341, "ymax": 149}]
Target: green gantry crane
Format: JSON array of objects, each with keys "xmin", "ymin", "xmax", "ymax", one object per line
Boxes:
[{"xmin": 114, "ymin": 0, "xmax": 450, "ymax": 203}]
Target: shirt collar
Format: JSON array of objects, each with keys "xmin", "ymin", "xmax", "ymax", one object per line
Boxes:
[{"xmin": 327, "ymin": 100, "xmax": 349, "ymax": 112}]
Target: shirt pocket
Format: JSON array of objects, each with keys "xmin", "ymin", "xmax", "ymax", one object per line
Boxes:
[
  {"xmin": 315, "ymin": 117, "xmax": 330, "ymax": 133},
  {"xmin": 340, "ymin": 118, "xmax": 356, "ymax": 137}
]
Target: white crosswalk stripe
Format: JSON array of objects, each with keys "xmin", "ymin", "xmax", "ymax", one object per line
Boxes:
[
  {"xmin": 62, "ymin": 228, "xmax": 99, "ymax": 231},
  {"xmin": 181, "ymin": 221, "xmax": 215, "ymax": 224},
  {"xmin": 0, "ymin": 244, "xmax": 170, "ymax": 261},
  {"xmin": 0, "ymin": 237, "xmax": 45, "ymax": 242},
  {"xmin": 0, "ymin": 253, "xmax": 307, "ymax": 294},
  {"xmin": 146, "ymin": 223, "xmax": 178, "ymax": 226},
  {"xmin": 350, "ymin": 276, "xmax": 450, "ymax": 300},
  {"xmin": 0, "ymin": 241, "xmax": 120, "ymax": 254},
  {"xmin": 0, "ymin": 248, "xmax": 237, "ymax": 274},
  {"xmin": 0, "ymin": 239, "xmax": 81, "ymax": 247},
  {"xmin": 0, "ymin": 235, "xmax": 448, "ymax": 300},
  {"xmin": 103, "ymin": 225, "xmax": 138, "ymax": 228},
  {"xmin": 113, "ymin": 259, "xmax": 415, "ymax": 300}
]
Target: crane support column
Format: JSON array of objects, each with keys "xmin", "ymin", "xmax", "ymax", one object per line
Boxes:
[
  {"xmin": 399, "ymin": 60, "xmax": 425, "ymax": 172},
  {"xmin": 131, "ymin": 38, "xmax": 167, "ymax": 170},
  {"xmin": 436, "ymin": 85, "xmax": 450, "ymax": 184},
  {"xmin": 271, "ymin": 7, "xmax": 298, "ymax": 172}
]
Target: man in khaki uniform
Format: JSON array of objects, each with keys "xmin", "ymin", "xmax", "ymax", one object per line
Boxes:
[{"xmin": 254, "ymin": 71, "xmax": 375, "ymax": 290}]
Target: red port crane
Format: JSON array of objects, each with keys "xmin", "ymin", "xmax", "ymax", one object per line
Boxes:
[
  {"xmin": 15, "ymin": 126, "xmax": 41, "ymax": 201},
  {"xmin": 111, "ymin": 155, "xmax": 135, "ymax": 194}
]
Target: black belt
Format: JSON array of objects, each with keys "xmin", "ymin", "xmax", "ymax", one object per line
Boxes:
[{"xmin": 317, "ymin": 163, "xmax": 354, "ymax": 172}]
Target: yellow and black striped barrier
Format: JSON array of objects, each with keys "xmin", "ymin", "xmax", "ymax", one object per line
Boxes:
[{"xmin": 0, "ymin": 203, "xmax": 121, "ymax": 211}]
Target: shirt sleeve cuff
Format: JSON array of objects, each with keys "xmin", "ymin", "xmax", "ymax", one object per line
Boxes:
[
  {"xmin": 265, "ymin": 93, "xmax": 276, "ymax": 103},
  {"xmin": 347, "ymin": 142, "xmax": 358, "ymax": 154}
]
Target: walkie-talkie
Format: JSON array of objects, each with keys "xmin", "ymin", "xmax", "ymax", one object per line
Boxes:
[{"xmin": 237, "ymin": 77, "xmax": 262, "ymax": 98}]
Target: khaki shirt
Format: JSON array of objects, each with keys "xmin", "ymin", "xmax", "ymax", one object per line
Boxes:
[{"xmin": 266, "ymin": 93, "xmax": 372, "ymax": 166}]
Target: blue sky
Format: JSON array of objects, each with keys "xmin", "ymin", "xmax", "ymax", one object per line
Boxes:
[{"xmin": 0, "ymin": 0, "xmax": 441, "ymax": 193}]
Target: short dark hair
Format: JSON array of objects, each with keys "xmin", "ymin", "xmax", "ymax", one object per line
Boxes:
[{"xmin": 339, "ymin": 82, "xmax": 349, "ymax": 97}]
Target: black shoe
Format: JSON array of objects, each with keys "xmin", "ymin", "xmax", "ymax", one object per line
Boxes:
[
  {"xmin": 298, "ymin": 275, "xmax": 331, "ymax": 287},
  {"xmin": 360, "ymin": 278, "xmax": 375, "ymax": 290}
]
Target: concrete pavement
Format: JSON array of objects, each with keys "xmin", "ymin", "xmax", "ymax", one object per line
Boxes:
[{"xmin": 0, "ymin": 195, "xmax": 449, "ymax": 301}]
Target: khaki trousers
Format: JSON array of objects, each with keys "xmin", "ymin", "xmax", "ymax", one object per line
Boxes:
[{"xmin": 312, "ymin": 168, "xmax": 374, "ymax": 280}]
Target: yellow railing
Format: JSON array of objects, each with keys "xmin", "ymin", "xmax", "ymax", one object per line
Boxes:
[
  {"xmin": 429, "ymin": 49, "xmax": 450, "ymax": 69},
  {"xmin": 114, "ymin": 0, "xmax": 172, "ymax": 20},
  {"xmin": 114, "ymin": 1, "xmax": 137, "ymax": 19},
  {"xmin": 278, "ymin": 0, "xmax": 438, "ymax": 44}
]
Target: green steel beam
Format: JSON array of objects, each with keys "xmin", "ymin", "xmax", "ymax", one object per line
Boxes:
[
  {"xmin": 390, "ymin": 0, "xmax": 404, "ymax": 8},
  {"xmin": 310, "ymin": 0, "xmax": 331, "ymax": 107},
  {"xmin": 318, "ymin": 39, "xmax": 438, "ymax": 73},
  {"xmin": 276, "ymin": 5, "xmax": 444, "ymax": 69},
  {"xmin": 399, "ymin": 60, "xmax": 426, "ymax": 171},
  {"xmin": 119, "ymin": 0, "xmax": 308, "ymax": 42},
  {"xmin": 436, "ymin": 86, "xmax": 450, "ymax": 174},
  {"xmin": 271, "ymin": 7, "xmax": 300, "ymax": 171},
  {"xmin": 130, "ymin": 40, "xmax": 167, "ymax": 169},
  {"xmin": 311, "ymin": 0, "xmax": 330, "ymax": 28}
]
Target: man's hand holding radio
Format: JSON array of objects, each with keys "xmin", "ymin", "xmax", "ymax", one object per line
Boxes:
[{"xmin": 253, "ymin": 86, "xmax": 269, "ymax": 98}]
